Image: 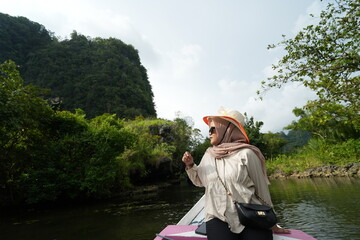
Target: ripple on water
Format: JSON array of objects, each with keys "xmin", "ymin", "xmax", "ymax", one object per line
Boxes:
[{"xmin": 271, "ymin": 178, "xmax": 360, "ymax": 240}]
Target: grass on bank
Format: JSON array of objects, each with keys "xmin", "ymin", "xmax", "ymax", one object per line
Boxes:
[{"xmin": 266, "ymin": 138, "xmax": 360, "ymax": 175}]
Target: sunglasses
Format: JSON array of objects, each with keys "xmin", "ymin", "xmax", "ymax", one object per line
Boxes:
[{"xmin": 209, "ymin": 126, "xmax": 216, "ymax": 135}]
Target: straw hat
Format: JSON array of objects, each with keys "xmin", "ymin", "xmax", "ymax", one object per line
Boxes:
[{"xmin": 203, "ymin": 107, "xmax": 250, "ymax": 143}]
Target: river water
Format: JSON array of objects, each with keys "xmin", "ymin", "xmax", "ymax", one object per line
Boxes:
[{"xmin": 0, "ymin": 177, "xmax": 359, "ymax": 240}]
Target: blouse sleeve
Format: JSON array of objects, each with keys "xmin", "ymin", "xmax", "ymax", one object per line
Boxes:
[
  {"xmin": 186, "ymin": 164, "xmax": 204, "ymax": 187},
  {"xmin": 244, "ymin": 150, "xmax": 274, "ymax": 207}
]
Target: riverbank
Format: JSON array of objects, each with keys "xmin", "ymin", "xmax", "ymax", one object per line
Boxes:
[
  {"xmin": 269, "ymin": 162, "xmax": 360, "ymax": 179},
  {"xmin": 3, "ymin": 164, "xmax": 360, "ymax": 210}
]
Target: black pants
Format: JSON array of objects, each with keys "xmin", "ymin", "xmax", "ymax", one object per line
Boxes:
[{"xmin": 206, "ymin": 218, "xmax": 273, "ymax": 240}]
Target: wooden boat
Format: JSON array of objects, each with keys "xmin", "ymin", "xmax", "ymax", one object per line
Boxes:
[{"xmin": 154, "ymin": 195, "xmax": 316, "ymax": 240}]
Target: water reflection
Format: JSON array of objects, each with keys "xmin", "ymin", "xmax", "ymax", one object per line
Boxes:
[
  {"xmin": 270, "ymin": 177, "xmax": 360, "ymax": 240},
  {"xmin": 0, "ymin": 178, "xmax": 359, "ymax": 240}
]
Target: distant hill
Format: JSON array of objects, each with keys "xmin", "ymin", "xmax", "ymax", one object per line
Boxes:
[
  {"xmin": 280, "ymin": 129, "xmax": 311, "ymax": 153},
  {"xmin": 0, "ymin": 13, "xmax": 156, "ymax": 118}
]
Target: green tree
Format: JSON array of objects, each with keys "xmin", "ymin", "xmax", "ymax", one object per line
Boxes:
[
  {"xmin": 260, "ymin": 0, "xmax": 360, "ymax": 138},
  {"xmin": 171, "ymin": 116, "xmax": 196, "ymax": 173},
  {"xmin": 243, "ymin": 113, "xmax": 287, "ymax": 158},
  {"xmin": 243, "ymin": 113, "xmax": 266, "ymax": 151},
  {"xmin": 0, "ymin": 13, "xmax": 53, "ymax": 68},
  {"xmin": 287, "ymin": 101, "xmax": 359, "ymax": 140},
  {"xmin": 21, "ymin": 109, "xmax": 93, "ymax": 203},
  {"xmin": 263, "ymin": 132, "xmax": 287, "ymax": 158},
  {"xmin": 0, "ymin": 60, "xmax": 53, "ymax": 204},
  {"xmin": 191, "ymin": 137, "xmax": 211, "ymax": 165},
  {"xmin": 116, "ymin": 117, "xmax": 176, "ymax": 185},
  {"xmin": 280, "ymin": 129, "xmax": 311, "ymax": 153}
]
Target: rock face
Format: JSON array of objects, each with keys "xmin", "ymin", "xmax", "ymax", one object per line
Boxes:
[{"xmin": 269, "ymin": 163, "xmax": 360, "ymax": 179}]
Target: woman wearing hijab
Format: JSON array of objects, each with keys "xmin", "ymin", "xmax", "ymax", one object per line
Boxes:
[{"xmin": 182, "ymin": 107, "xmax": 290, "ymax": 240}]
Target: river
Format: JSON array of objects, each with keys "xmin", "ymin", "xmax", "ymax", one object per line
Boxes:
[{"xmin": 0, "ymin": 177, "xmax": 359, "ymax": 240}]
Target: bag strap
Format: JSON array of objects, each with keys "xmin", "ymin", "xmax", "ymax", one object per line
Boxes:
[
  {"xmin": 215, "ymin": 158, "xmax": 271, "ymax": 206},
  {"xmin": 214, "ymin": 159, "xmax": 234, "ymax": 200}
]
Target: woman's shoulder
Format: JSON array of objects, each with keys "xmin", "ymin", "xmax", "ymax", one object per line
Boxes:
[
  {"xmin": 203, "ymin": 147, "xmax": 213, "ymax": 156},
  {"xmin": 200, "ymin": 148, "xmax": 214, "ymax": 161},
  {"xmin": 231, "ymin": 148, "xmax": 262, "ymax": 165},
  {"xmin": 234, "ymin": 147, "xmax": 257, "ymax": 157}
]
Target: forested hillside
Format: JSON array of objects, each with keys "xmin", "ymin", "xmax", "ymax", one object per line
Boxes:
[
  {"xmin": 0, "ymin": 61, "xmax": 197, "ymax": 206},
  {"xmin": 0, "ymin": 13, "xmax": 53, "ymax": 67},
  {"xmin": 0, "ymin": 13, "xmax": 156, "ymax": 118},
  {"xmin": 0, "ymin": 13, "xmax": 163, "ymax": 206}
]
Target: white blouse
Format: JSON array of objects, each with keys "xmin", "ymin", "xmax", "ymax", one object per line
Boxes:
[{"xmin": 186, "ymin": 148, "xmax": 273, "ymax": 233}]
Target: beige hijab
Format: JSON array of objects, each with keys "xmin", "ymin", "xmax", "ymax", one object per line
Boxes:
[{"xmin": 207, "ymin": 117, "xmax": 269, "ymax": 182}]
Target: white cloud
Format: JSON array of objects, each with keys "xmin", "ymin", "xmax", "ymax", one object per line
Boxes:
[
  {"xmin": 218, "ymin": 78, "xmax": 259, "ymax": 102},
  {"xmin": 217, "ymin": 62, "xmax": 319, "ymax": 134},
  {"xmin": 292, "ymin": 0, "xmax": 324, "ymax": 35},
  {"xmin": 170, "ymin": 44, "xmax": 203, "ymax": 81},
  {"xmin": 262, "ymin": 61, "xmax": 280, "ymax": 79},
  {"xmin": 246, "ymin": 83, "xmax": 317, "ymax": 132},
  {"xmin": 56, "ymin": 4, "xmax": 161, "ymax": 69}
]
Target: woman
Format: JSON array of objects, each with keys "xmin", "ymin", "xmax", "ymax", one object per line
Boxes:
[{"xmin": 182, "ymin": 108, "xmax": 290, "ymax": 240}]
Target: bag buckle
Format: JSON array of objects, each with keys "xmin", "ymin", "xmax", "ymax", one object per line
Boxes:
[{"xmin": 256, "ymin": 211, "xmax": 266, "ymax": 216}]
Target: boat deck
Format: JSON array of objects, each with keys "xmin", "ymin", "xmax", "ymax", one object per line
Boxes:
[
  {"xmin": 155, "ymin": 225, "xmax": 316, "ymax": 240},
  {"xmin": 154, "ymin": 195, "xmax": 316, "ymax": 240}
]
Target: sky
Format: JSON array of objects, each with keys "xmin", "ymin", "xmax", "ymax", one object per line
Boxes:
[{"xmin": 1, "ymin": 0, "xmax": 325, "ymax": 136}]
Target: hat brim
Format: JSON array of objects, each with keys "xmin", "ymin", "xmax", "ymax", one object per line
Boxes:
[{"xmin": 203, "ymin": 115, "xmax": 250, "ymax": 143}]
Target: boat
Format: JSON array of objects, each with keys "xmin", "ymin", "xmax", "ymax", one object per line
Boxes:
[{"xmin": 154, "ymin": 195, "xmax": 316, "ymax": 240}]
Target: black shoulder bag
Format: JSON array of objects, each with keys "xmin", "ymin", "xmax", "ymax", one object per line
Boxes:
[{"xmin": 215, "ymin": 159, "xmax": 277, "ymax": 230}]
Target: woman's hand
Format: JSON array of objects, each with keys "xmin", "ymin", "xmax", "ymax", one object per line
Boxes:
[
  {"xmin": 182, "ymin": 151, "xmax": 194, "ymax": 168},
  {"xmin": 272, "ymin": 224, "xmax": 291, "ymax": 234}
]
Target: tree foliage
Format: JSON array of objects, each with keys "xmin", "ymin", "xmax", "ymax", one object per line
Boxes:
[
  {"xmin": 0, "ymin": 13, "xmax": 53, "ymax": 67},
  {"xmin": 279, "ymin": 129, "xmax": 311, "ymax": 153},
  {"xmin": 243, "ymin": 113, "xmax": 266, "ymax": 151},
  {"xmin": 191, "ymin": 137, "xmax": 211, "ymax": 165},
  {"xmin": 243, "ymin": 113, "xmax": 287, "ymax": 159},
  {"xmin": 0, "ymin": 61, "xmax": 196, "ymax": 206},
  {"xmin": 263, "ymin": 132, "xmax": 287, "ymax": 159},
  {"xmin": 267, "ymin": 138, "xmax": 360, "ymax": 175},
  {"xmin": 260, "ymin": 0, "xmax": 360, "ymax": 139},
  {"xmin": 242, "ymin": 113, "xmax": 303, "ymax": 158},
  {"xmin": 287, "ymin": 101, "xmax": 359, "ymax": 140},
  {"xmin": 0, "ymin": 60, "xmax": 54, "ymax": 204}
]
